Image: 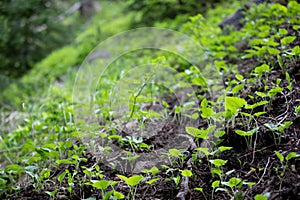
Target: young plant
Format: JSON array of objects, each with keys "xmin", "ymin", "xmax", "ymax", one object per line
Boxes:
[
  {"xmin": 235, "ymin": 127, "xmax": 259, "ymax": 149},
  {"xmin": 116, "ymin": 174, "xmax": 144, "ymax": 200},
  {"xmin": 274, "ymin": 151, "xmax": 300, "ymax": 177},
  {"xmin": 264, "ymin": 121, "xmax": 293, "ymax": 144},
  {"xmin": 186, "ymin": 125, "xmax": 215, "ymax": 146}
]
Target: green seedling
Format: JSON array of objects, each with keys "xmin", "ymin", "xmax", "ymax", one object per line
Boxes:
[
  {"xmin": 186, "ymin": 125, "xmax": 215, "ymax": 146},
  {"xmin": 92, "ymin": 180, "xmax": 111, "ymax": 198},
  {"xmin": 141, "ymin": 166, "xmax": 160, "ymax": 176},
  {"xmin": 235, "ymin": 127, "xmax": 259, "ymax": 149},
  {"xmin": 166, "ymin": 148, "xmax": 187, "ymax": 167},
  {"xmin": 211, "ymin": 180, "xmax": 220, "ymax": 200},
  {"xmin": 221, "ymin": 177, "xmax": 255, "ymax": 199},
  {"xmin": 117, "ymin": 174, "xmax": 144, "ymax": 200},
  {"xmin": 274, "ymin": 151, "xmax": 300, "ymax": 177},
  {"xmin": 45, "ymin": 189, "xmax": 58, "ymax": 200},
  {"xmin": 173, "ymin": 175, "xmax": 181, "ymax": 189},
  {"xmin": 141, "ymin": 167, "xmax": 161, "ymax": 199},
  {"xmin": 209, "ymin": 159, "xmax": 228, "ymax": 182},
  {"xmin": 295, "ymin": 105, "xmax": 300, "ymax": 116},
  {"xmin": 264, "ymin": 121, "xmax": 292, "ymax": 144}
]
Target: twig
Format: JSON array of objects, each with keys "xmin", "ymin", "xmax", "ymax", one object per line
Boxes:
[
  {"xmin": 256, "ymin": 157, "xmax": 270, "ymax": 185},
  {"xmin": 276, "ymin": 92, "xmax": 290, "ymax": 125}
]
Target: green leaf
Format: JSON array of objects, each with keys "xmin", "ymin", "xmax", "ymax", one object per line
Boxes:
[
  {"xmin": 254, "ymin": 64, "xmax": 270, "ymax": 75},
  {"xmin": 281, "ymin": 36, "xmax": 296, "ymax": 45},
  {"xmin": 218, "ymin": 146, "xmax": 232, "ymax": 152},
  {"xmin": 286, "ymin": 152, "xmax": 300, "ymax": 161},
  {"xmin": 254, "ymin": 112, "xmax": 267, "ymax": 117},
  {"xmin": 56, "ymin": 159, "xmax": 76, "ymax": 165},
  {"xmin": 235, "ymin": 74, "xmax": 244, "ymax": 81},
  {"xmin": 186, "ymin": 126, "xmax": 201, "ymax": 138},
  {"xmin": 92, "ymin": 180, "xmax": 110, "ymax": 190},
  {"xmin": 235, "ymin": 130, "xmax": 248, "ymax": 137},
  {"xmin": 194, "ymin": 187, "xmax": 203, "ymax": 192},
  {"xmin": 169, "ymin": 148, "xmax": 182, "ymax": 157},
  {"xmin": 113, "ymin": 191, "xmax": 125, "ymax": 199},
  {"xmin": 192, "ymin": 76, "xmax": 207, "ymax": 86},
  {"xmin": 245, "ymin": 101, "xmax": 268, "ymax": 110},
  {"xmin": 58, "ymin": 170, "xmax": 67, "ymax": 183},
  {"xmin": 232, "ymin": 84, "xmax": 244, "ymax": 94},
  {"xmin": 201, "ymin": 107, "xmax": 214, "ymax": 118},
  {"xmin": 103, "ymin": 191, "xmax": 114, "ymax": 200},
  {"xmin": 292, "ymin": 46, "xmax": 300, "ymax": 55},
  {"xmin": 40, "ymin": 169, "xmax": 51, "ymax": 180},
  {"xmin": 228, "ymin": 177, "xmax": 242, "ymax": 188},
  {"xmin": 5, "ymin": 164, "xmax": 24, "ymax": 174},
  {"xmin": 267, "ymin": 47, "xmax": 280, "ymax": 55},
  {"xmin": 149, "ymin": 166, "xmax": 160, "ymax": 175},
  {"xmin": 235, "ymin": 128, "xmax": 258, "ymax": 137},
  {"xmin": 255, "ymin": 91, "xmax": 267, "ymax": 98},
  {"xmin": 264, "ymin": 123, "xmax": 277, "ymax": 131},
  {"xmin": 191, "ymin": 112, "xmax": 199, "ymax": 120},
  {"xmin": 209, "ymin": 159, "xmax": 227, "ymax": 167},
  {"xmin": 146, "ymin": 178, "xmax": 160, "ymax": 185},
  {"xmin": 274, "ymin": 151, "xmax": 284, "ymax": 162},
  {"xmin": 225, "ymin": 97, "xmax": 247, "ymax": 118},
  {"xmin": 277, "ymin": 55, "xmax": 283, "ymax": 69},
  {"xmin": 201, "ymin": 99, "xmax": 208, "ymax": 107},
  {"xmin": 195, "ymin": 147, "xmax": 210, "ymax": 156},
  {"xmin": 279, "ymin": 28, "xmax": 288, "ymax": 36},
  {"xmin": 254, "ymin": 194, "xmax": 269, "ymax": 200},
  {"xmin": 125, "ymin": 175, "xmax": 144, "ymax": 187},
  {"xmin": 181, "ymin": 170, "xmax": 193, "ymax": 177},
  {"xmin": 212, "ymin": 180, "xmax": 220, "ymax": 188},
  {"xmin": 286, "ymin": 72, "xmax": 291, "ymax": 84},
  {"xmin": 268, "ymin": 87, "xmax": 283, "ymax": 98}
]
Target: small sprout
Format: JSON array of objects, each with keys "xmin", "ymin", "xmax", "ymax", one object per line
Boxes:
[
  {"xmin": 235, "ymin": 127, "xmax": 258, "ymax": 137},
  {"xmin": 254, "ymin": 64, "xmax": 270, "ymax": 77},
  {"xmin": 228, "ymin": 177, "xmax": 242, "ymax": 188},
  {"xmin": 168, "ymin": 148, "xmax": 182, "ymax": 158},
  {"xmin": 92, "ymin": 180, "xmax": 110, "ymax": 190},
  {"xmin": 173, "ymin": 175, "xmax": 181, "ymax": 188},
  {"xmin": 141, "ymin": 166, "xmax": 160, "ymax": 176},
  {"xmin": 268, "ymin": 87, "xmax": 283, "ymax": 98},
  {"xmin": 212, "ymin": 180, "xmax": 220, "ymax": 188},
  {"xmin": 186, "ymin": 126, "xmax": 214, "ymax": 140},
  {"xmin": 286, "ymin": 152, "xmax": 300, "ymax": 161},
  {"xmin": 116, "ymin": 174, "xmax": 144, "ymax": 187},
  {"xmin": 209, "ymin": 159, "xmax": 227, "ymax": 167},
  {"xmin": 181, "ymin": 169, "xmax": 193, "ymax": 177}
]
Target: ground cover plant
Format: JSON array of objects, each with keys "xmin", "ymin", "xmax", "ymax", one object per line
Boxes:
[{"xmin": 0, "ymin": 0, "xmax": 300, "ymax": 199}]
